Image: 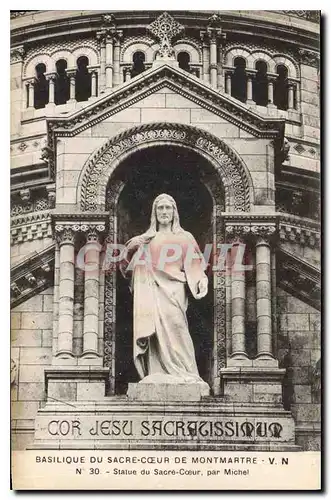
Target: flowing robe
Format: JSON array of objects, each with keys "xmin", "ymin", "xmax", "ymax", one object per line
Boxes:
[{"xmin": 121, "ymin": 231, "xmax": 208, "ymax": 383}]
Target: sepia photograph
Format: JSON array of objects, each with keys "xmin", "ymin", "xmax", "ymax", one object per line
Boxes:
[{"xmin": 10, "ymin": 8, "xmax": 321, "ymax": 490}]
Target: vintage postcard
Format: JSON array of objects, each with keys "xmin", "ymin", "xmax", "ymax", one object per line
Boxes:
[{"xmin": 10, "ymin": 9, "xmax": 321, "ymax": 490}]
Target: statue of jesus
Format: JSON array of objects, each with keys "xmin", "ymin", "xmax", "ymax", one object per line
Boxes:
[{"xmin": 121, "ymin": 193, "xmax": 209, "ymax": 391}]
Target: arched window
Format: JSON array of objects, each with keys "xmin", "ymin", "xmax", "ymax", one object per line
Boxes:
[
  {"xmin": 55, "ymin": 59, "xmax": 70, "ymax": 105},
  {"xmin": 253, "ymin": 61, "xmax": 268, "ymax": 106},
  {"xmin": 75, "ymin": 56, "xmax": 91, "ymax": 102},
  {"xmin": 131, "ymin": 51, "xmax": 146, "ymax": 78},
  {"xmin": 274, "ymin": 65, "xmax": 288, "ymax": 110},
  {"xmin": 177, "ymin": 51, "xmax": 190, "ymax": 72},
  {"xmin": 34, "ymin": 63, "xmax": 49, "ymax": 109},
  {"xmin": 231, "ymin": 57, "xmax": 247, "ymax": 103}
]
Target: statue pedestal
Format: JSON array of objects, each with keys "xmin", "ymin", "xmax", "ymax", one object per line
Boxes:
[{"xmin": 127, "ymin": 374, "xmax": 210, "ymax": 401}]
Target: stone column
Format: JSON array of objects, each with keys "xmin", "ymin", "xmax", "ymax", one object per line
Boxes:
[
  {"xmin": 288, "ymin": 82, "xmax": 295, "ymax": 110},
  {"xmin": 225, "ymin": 72, "xmax": 232, "ymax": 95},
  {"xmin": 46, "ymin": 74, "xmax": 56, "ymax": 104},
  {"xmin": 90, "ymin": 71, "xmax": 97, "ymax": 98},
  {"xmin": 97, "ymin": 31, "xmax": 106, "ymax": 92},
  {"xmin": 124, "ymin": 67, "xmax": 131, "ymax": 82},
  {"xmin": 27, "ymin": 79, "xmax": 35, "ymax": 108},
  {"xmin": 200, "ymin": 32, "xmax": 210, "ymax": 84},
  {"xmin": 254, "ymin": 226, "xmax": 276, "ymax": 364},
  {"xmin": 225, "ymin": 226, "xmax": 251, "ymax": 367},
  {"xmin": 105, "ymin": 33, "xmax": 114, "ymax": 89},
  {"xmin": 113, "ymin": 31, "xmax": 123, "ymax": 86},
  {"xmin": 67, "ymin": 70, "xmax": 76, "ymax": 102},
  {"xmin": 246, "ymin": 70, "xmax": 256, "ymax": 104},
  {"xmin": 208, "ymin": 30, "xmax": 219, "ymax": 88},
  {"xmin": 231, "ymin": 240, "xmax": 247, "ymax": 359},
  {"xmin": 55, "ymin": 225, "xmax": 76, "ymax": 360},
  {"xmin": 81, "ymin": 227, "xmax": 103, "ymax": 360}
]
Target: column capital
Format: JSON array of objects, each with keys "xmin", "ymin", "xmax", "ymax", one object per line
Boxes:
[
  {"xmin": 82, "ymin": 223, "xmax": 106, "ymax": 243},
  {"xmin": 54, "ymin": 224, "xmax": 76, "ymax": 245},
  {"xmin": 246, "ymin": 69, "xmax": 257, "ymax": 78},
  {"xmin": 66, "ymin": 69, "xmax": 77, "ymax": 78},
  {"xmin": 206, "ymin": 27, "xmax": 223, "ymax": 43},
  {"xmin": 225, "ymin": 222, "xmax": 277, "ymax": 243},
  {"xmin": 45, "ymin": 72, "xmax": 57, "ymax": 82},
  {"xmin": 25, "ymin": 77, "xmax": 36, "ymax": 86}
]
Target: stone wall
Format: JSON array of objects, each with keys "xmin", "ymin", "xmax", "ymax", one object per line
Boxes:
[
  {"xmin": 277, "ymin": 288, "xmax": 321, "ymax": 450},
  {"xmin": 11, "ymin": 287, "xmax": 53, "ymax": 450}
]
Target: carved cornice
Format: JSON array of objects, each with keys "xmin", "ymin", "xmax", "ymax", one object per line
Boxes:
[
  {"xmin": 278, "ymin": 214, "xmax": 320, "ymax": 248},
  {"xmin": 45, "ymin": 64, "xmax": 285, "ymax": 177},
  {"xmin": 277, "ymin": 248, "xmax": 320, "ymax": 311},
  {"xmin": 11, "ymin": 210, "xmax": 52, "ymax": 246},
  {"xmin": 11, "ymin": 244, "xmax": 55, "ymax": 308}
]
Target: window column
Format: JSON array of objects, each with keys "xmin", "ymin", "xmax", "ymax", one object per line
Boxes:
[
  {"xmin": 288, "ymin": 81, "xmax": 296, "ymax": 110},
  {"xmin": 246, "ymin": 70, "xmax": 256, "ymax": 105},
  {"xmin": 88, "ymin": 70, "xmax": 98, "ymax": 99},
  {"xmin": 267, "ymin": 73, "xmax": 277, "ymax": 108},
  {"xmin": 67, "ymin": 69, "xmax": 76, "ymax": 103},
  {"xmin": 225, "ymin": 69, "xmax": 233, "ymax": 95},
  {"xmin": 46, "ymin": 73, "xmax": 56, "ymax": 106},
  {"xmin": 26, "ymin": 79, "xmax": 35, "ymax": 108}
]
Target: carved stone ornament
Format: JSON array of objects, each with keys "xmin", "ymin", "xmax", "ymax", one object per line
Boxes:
[
  {"xmin": 299, "ymin": 49, "xmax": 320, "ymax": 68},
  {"xmin": 10, "ymin": 46, "xmax": 25, "ymax": 63},
  {"xmin": 225, "ymin": 223, "xmax": 276, "ymax": 239},
  {"xmin": 148, "ymin": 12, "xmax": 184, "ymax": 59}
]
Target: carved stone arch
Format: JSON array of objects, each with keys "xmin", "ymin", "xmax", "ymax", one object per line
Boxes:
[
  {"xmin": 50, "ymin": 50, "xmax": 75, "ymax": 69},
  {"xmin": 248, "ymin": 51, "xmax": 274, "ymax": 71},
  {"xmin": 273, "ymin": 55, "xmax": 299, "ymax": 78},
  {"xmin": 173, "ymin": 38, "xmax": 202, "ymax": 63},
  {"xmin": 94, "ymin": 124, "xmax": 242, "ymax": 394},
  {"xmin": 72, "ymin": 46, "xmax": 99, "ymax": 66},
  {"xmin": 224, "ymin": 48, "xmax": 250, "ymax": 67},
  {"xmin": 121, "ymin": 36, "xmax": 158, "ymax": 64},
  {"xmin": 78, "ymin": 123, "xmax": 253, "ymax": 213},
  {"xmin": 23, "ymin": 53, "xmax": 54, "ymax": 77}
]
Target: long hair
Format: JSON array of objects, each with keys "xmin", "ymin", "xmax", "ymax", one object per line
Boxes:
[{"xmin": 127, "ymin": 193, "xmax": 185, "ymax": 246}]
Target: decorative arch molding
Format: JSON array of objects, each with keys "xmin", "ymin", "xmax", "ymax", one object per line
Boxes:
[
  {"xmin": 173, "ymin": 37, "xmax": 202, "ymax": 63},
  {"xmin": 24, "ymin": 42, "xmax": 99, "ymax": 77},
  {"xmin": 78, "ymin": 123, "xmax": 253, "ymax": 213},
  {"xmin": 24, "ymin": 53, "xmax": 53, "ymax": 78},
  {"xmin": 224, "ymin": 45, "xmax": 300, "ymax": 78},
  {"xmin": 120, "ymin": 36, "xmax": 159, "ymax": 63}
]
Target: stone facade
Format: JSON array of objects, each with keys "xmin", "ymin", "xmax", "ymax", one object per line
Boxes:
[{"xmin": 11, "ymin": 10, "xmax": 320, "ymax": 451}]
